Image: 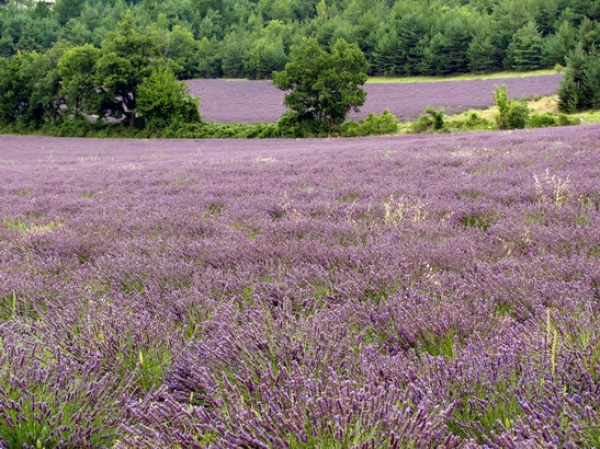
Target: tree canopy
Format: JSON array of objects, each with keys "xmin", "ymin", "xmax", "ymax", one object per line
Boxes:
[
  {"xmin": 1, "ymin": 11, "xmax": 199, "ymax": 132},
  {"xmin": 272, "ymin": 37, "xmax": 368, "ymax": 134},
  {"xmin": 1, "ymin": 0, "xmax": 599, "ymax": 79}
]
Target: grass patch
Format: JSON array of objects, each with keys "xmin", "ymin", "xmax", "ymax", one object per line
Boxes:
[
  {"xmin": 367, "ymin": 69, "xmax": 557, "ymax": 84},
  {"xmin": 460, "ymin": 214, "xmax": 497, "ymax": 232}
]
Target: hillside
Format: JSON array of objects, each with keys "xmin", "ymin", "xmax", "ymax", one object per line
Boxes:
[{"xmin": 1, "ymin": 0, "xmax": 599, "ymax": 79}]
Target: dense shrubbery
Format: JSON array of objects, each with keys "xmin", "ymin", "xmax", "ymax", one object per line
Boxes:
[
  {"xmin": 340, "ymin": 109, "xmax": 399, "ymax": 137},
  {"xmin": 493, "ymin": 84, "xmax": 531, "ymax": 130},
  {"xmin": 39, "ymin": 115, "xmax": 400, "ymax": 139},
  {"xmin": 447, "ymin": 112, "xmax": 494, "ymax": 131},
  {"xmin": 411, "ymin": 107, "xmax": 447, "ymax": 133}
]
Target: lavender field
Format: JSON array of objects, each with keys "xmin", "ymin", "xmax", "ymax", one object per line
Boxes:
[
  {"xmin": 1, "ymin": 125, "xmax": 600, "ymax": 447},
  {"xmin": 187, "ymin": 74, "xmax": 561, "ymax": 124}
]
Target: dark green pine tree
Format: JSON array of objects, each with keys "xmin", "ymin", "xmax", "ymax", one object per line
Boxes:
[
  {"xmin": 468, "ymin": 33, "xmax": 502, "ymax": 73},
  {"xmin": 506, "ymin": 21, "xmax": 546, "ymax": 71},
  {"xmin": 429, "ymin": 17, "xmax": 472, "ymax": 75},
  {"xmin": 557, "ymin": 45, "xmax": 600, "ymax": 112},
  {"xmin": 394, "ymin": 12, "xmax": 428, "ymax": 76}
]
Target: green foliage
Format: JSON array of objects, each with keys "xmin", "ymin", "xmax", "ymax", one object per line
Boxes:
[
  {"xmin": 427, "ymin": 13, "xmax": 472, "ymax": 75},
  {"xmin": 57, "ymin": 44, "xmax": 104, "ymax": 117},
  {"xmin": 275, "ymin": 111, "xmax": 323, "ymax": 137},
  {"xmin": 468, "ymin": 33, "xmax": 502, "ymax": 73},
  {"xmin": 54, "ymin": 0, "xmax": 83, "ymax": 26},
  {"xmin": 40, "ymin": 120, "xmax": 281, "ymax": 139},
  {"xmin": 339, "ymin": 109, "xmax": 399, "ymax": 137},
  {"xmin": 162, "ymin": 25, "xmax": 203, "ymax": 79},
  {"xmin": 448, "ymin": 112, "xmax": 493, "ymax": 131},
  {"xmin": 246, "ymin": 20, "xmax": 290, "ymax": 80},
  {"xmin": 95, "ymin": 10, "xmax": 162, "ymax": 124},
  {"xmin": 0, "ymin": 49, "xmax": 62, "ymax": 127},
  {"xmin": 272, "ymin": 37, "xmax": 368, "ymax": 134},
  {"xmin": 2, "ymin": 0, "xmax": 600, "ymax": 80},
  {"xmin": 410, "ymin": 107, "xmax": 446, "ymax": 133},
  {"xmin": 527, "ymin": 112, "xmax": 559, "ymax": 128},
  {"xmin": 425, "ymin": 107, "xmax": 445, "ymax": 130},
  {"xmin": 557, "ymin": 46, "xmax": 600, "ymax": 113},
  {"xmin": 56, "ymin": 10, "xmax": 171, "ymax": 127},
  {"xmin": 136, "ymin": 65, "xmax": 201, "ymax": 129},
  {"xmin": 493, "ymin": 84, "xmax": 530, "ymax": 129},
  {"xmin": 507, "ymin": 21, "xmax": 545, "ymax": 71}
]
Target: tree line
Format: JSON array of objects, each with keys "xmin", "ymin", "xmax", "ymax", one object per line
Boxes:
[
  {"xmin": 1, "ymin": 0, "xmax": 599, "ymax": 136},
  {"xmin": 1, "ymin": 0, "xmax": 600, "ymax": 79},
  {"xmin": 0, "ymin": 11, "xmax": 392, "ymax": 137}
]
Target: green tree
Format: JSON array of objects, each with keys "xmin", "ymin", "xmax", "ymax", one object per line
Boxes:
[
  {"xmin": 468, "ymin": 33, "xmax": 502, "ymax": 73},
  {"xmin": 428, "ymin": 13, "xmax": 472, "ymax": 75},
  {"xmin": 506, "ymin": 21, "xmax": 546, "ymax": 71},
  {"xmin": 493, "ymin": 84, "xmax": 530, "ymax": 129},
  {"xmin": 220, "ymin": 30, "xmax": 249, "ymax": 78},
  {"xmin": 163, "ymin": 25, "xmax": 201, "ymax": 79},
  {"xmin": 95, "ymin": 10, "xmax": 162, "ymax": 125},
  {"xmin": 246, "ymin": 21, "xmax": 289, "ymax": 79},
  {"xmin": 394, "ymin": 12, "xmax": 429, "ymax": 75},
  {"xmin": 57, "ymin": 44, "xmax": 104, "ymax": 117},
  {"xmin": 54, "ymin": 0, "xmax": 83, "ymax": 26},
  {"xmin": 272, "ymin": 37, "xmax": 368, "ymax": 134},
  {"xmin": 57, "ymin": 10, "xmax": 169, "ymax": 126},
  {"xmin": 542, "ymin": 20, "xmax": 577, "ymax": 66},
  {"xmin": 372, "ymin": 26, "xmax": 398, "ymax": 76},
  {"xmin": 557, "ymin": 45, "xmax": 600, "ymax": 112},
  {"xmin": 136, "ymin": 65, "xmax": 201, "ymax": 129},
  {"xmin": 0, "ymin": 50, "xmax": 62, "ymax": 127}
]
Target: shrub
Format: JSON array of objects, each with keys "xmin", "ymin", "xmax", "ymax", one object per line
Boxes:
[
  {"xmin": 493, "ymin": 84, "xmax": 530, "ymax": 129},
  {"xmin": 410, "ymin": 107, "xmax": 446, "ymax": 133},
  {"xmin": 526, "ymin": 112, "xmax": 576, "ymax": 129},
  {"xmin": 276, "ymin": 112, "xmax": 325, "ymax": 138},
  {"xmin": 410, "ymin": 114, "xmax": 434, "ymax": 133},
  {"xmin": 360, "ymin": 109, "xmax": 399, "ymax": 135},
  {"xmin": 527, "ymin": 112, "xmax": 558, "ymax": 128},
  {"xmin": 425, "ymin": 107, "xmax": 445, "ymax": 131},
  {"xmin": 557, "ymin": 114, "xmax": 577, "ymax": 126},
  {"xmin": 340, "ymin": 109, "xmax": 399, "ymax": 137},
  {"xmin": 137, "ymin": 66, "xmax": 201, "ymax": 130},
  {"xmin": 450, "ymin": 112, "xmax": 493, "ymax": 131}
]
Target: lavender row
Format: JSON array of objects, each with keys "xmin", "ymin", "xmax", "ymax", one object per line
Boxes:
[
  {"xmin": 0, "ymin": 125, "xmax": 599, "ymax": 446},
  {"xmin": 186, "ymin": 75, "xmax": 562, "ymax": 124}
]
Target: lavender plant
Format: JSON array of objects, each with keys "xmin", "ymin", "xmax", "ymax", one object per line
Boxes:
[{"xmin": 0, "ymin": 125, "xmax": 599, "ymax": 446}]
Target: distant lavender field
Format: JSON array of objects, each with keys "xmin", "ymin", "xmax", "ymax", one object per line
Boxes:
[
  {"xmin": 1, "ymin": 125, "xmax": 600, "ymax": 447},
  {"xmin": 187, "ymin": 74, "xmax": 562, "ymax": 124}
]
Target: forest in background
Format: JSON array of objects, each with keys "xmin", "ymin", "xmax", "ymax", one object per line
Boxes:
[{"xmin": 1, "ymin": 0, "xmax": 600, "ymax": 80}]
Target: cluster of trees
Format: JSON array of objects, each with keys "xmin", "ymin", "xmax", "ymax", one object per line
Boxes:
[
  {"xmin": 0, "ymin": 13, "xmax": 381, "ymax": 137},
  {"xmin": 558, "ymin": 45, "xmax": 600, "ymax": 112},
  {"xmin": 1, "ymin": 0, "xmax": 599, "ymax": 136},
  {"xmin": 1, "ymin": 0, "xmax": 600, "ymax": 79},
  {"xmin": 0, "ymin": 11, "xmax": 200, "ymax": 131}
]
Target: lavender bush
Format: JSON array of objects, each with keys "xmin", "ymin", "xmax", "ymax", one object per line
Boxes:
[{"xmin": 1, "ymin": 125, "xmax": 599, "ymax": 447}]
